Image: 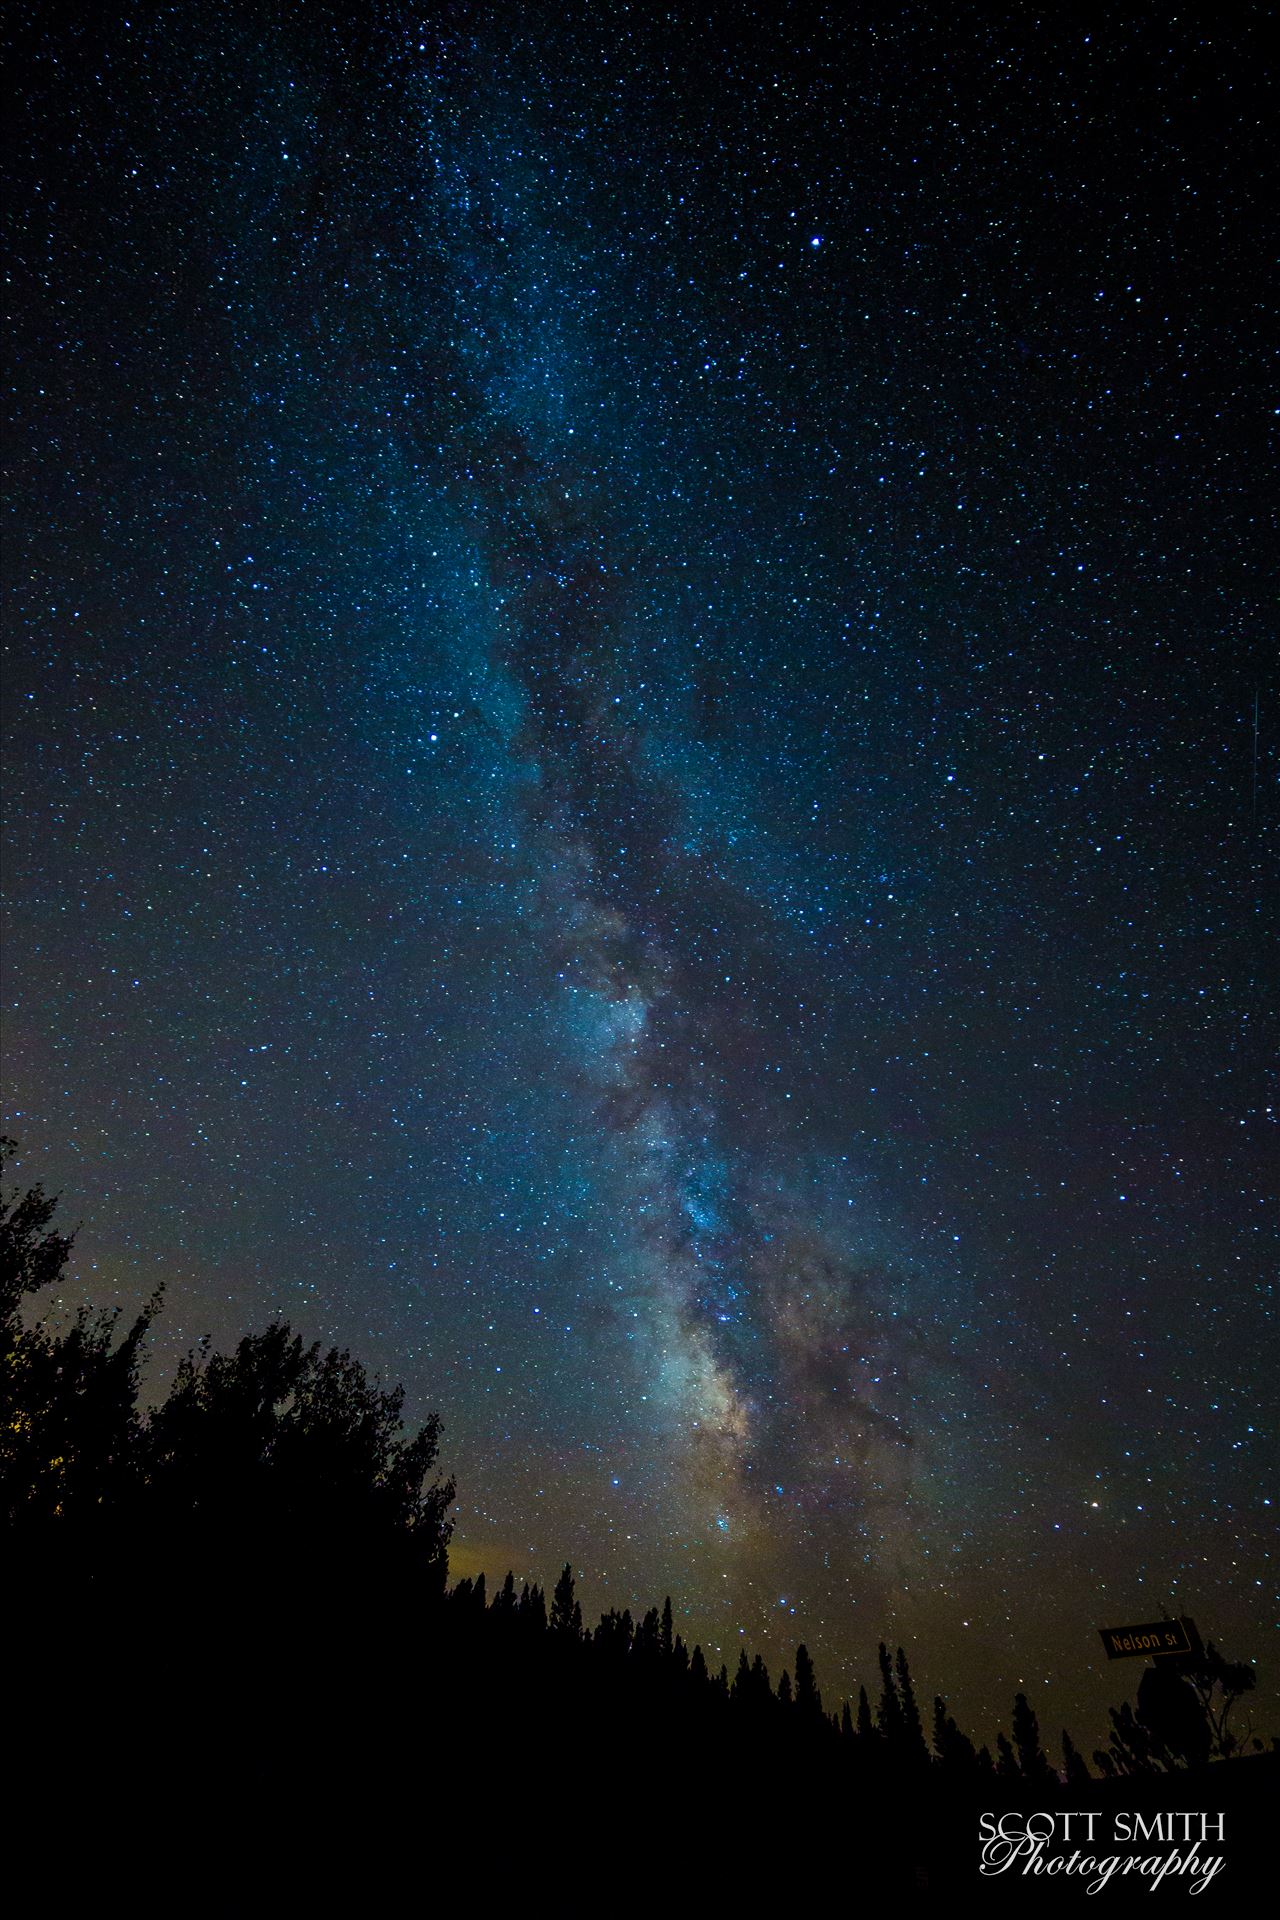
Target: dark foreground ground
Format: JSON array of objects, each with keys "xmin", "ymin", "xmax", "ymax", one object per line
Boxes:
[{"xmin": 13, "ymin": 1554, "xmax": 1274, "ymax": 1910}]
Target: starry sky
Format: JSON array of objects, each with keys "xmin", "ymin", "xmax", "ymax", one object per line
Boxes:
[{"xmin": 3, "ymin": 2, "xmax": 1275, "ymax": 1743}]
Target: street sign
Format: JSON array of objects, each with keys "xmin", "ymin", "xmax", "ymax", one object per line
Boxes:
[{"xmin": 1098, "ymin": 1618, "xmax": 1197, "ymax": 1661}]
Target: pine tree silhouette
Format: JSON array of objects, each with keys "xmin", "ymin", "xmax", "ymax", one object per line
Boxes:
[
  {"xmin": 895, "ymin": 1647, "xmax": 929, "ymax": 1769},
  {"xmin": 876, "ymin": 1642, "xmax": 904, "ymax": 1749},
  {"xmin": 1061, "ymin": 1728, "xmax": 1091, "ymax": 1788},
  {"xmin": 795, "ymin": 1643, "xmax": 822, "ymax": 1718},
  {"xmin": 4, "ymin": 1130, "xmax": 1160, "ymax": 1881},
  {"xmin": 551, "ymin": 1562, "xmax": 577, "ymax": 1635},
  {"xmin": 1012, "ymin": 1691, "xmax": 1055, "ymax": 1786},
  {"xmin": 635, "ymin": 1604, "xmax": 662, "ymax": 1661},
  {"xmin": 933, "ymin": 1695, "xmax": 978, "ymax": 1773}
]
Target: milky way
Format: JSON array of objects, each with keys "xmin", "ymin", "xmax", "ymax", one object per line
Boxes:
[{"xmin": 3, "ymin": 4, "xmax": 1274, "ymax": 1740}]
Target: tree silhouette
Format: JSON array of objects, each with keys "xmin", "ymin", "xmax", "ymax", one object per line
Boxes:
[
  {"xmin": 634, "ymin": 1604, "xmax": 662, "ymax": 1661},
  {"xmin": 595, "ymin": 1605, "xmax": 634, "ymax": 1658},
  {"xmin": 551, "ymin": 1562, "xmax": 578, "ymax": 1635},
  {"xmin": 1102, "ymin": 1699, "xmax": 1154, "ymax": 1775},
  {"xmin": 933, "ymin": 1695, "xmax": 979, "ymax": 1774},
  {"xmin": 795, "ymin": 1643, "xmax": 822, "ymax": 1719},
  {"xmin": 1186, "ymin": 1643, "xmax": 1258, "ymax": 1759},
  {"xmin": 11, "ymin": 1129, "xmax": 1271, "ymax": 1884},
  {"xmin": 895, "ymin": 1647, "xmax": 929, "ymax": 1770},
  {"xmin": 1012, "ymin": 1691, "xmax": 1055, "ymax": 1787},
  {"xmin": 3, "ymin": 1138, "xmax": 454, "ymax": 1581},
  {"xmin": 857, "ymin": 1683, "xmax": 876, "ymax": 1748},
  {"xmin": 876, "ymin": 1641, "xmax": 904, "ymax": 1748},
  {"xmin": 1102, "ymin": 1642, "xmax": 1259, "ymax": 1774},
  {"xmin": 1061, "ymin": 1728, "xmax": 1091, "ymax": 1788},
  {"xmin": 0, "ymin": 1135, "xmax": 75, "ymax": 1316},
  {"xmin": 1, "ymin": 1136, "xmax": 158, "ymax": 1534},
  {"xmin": 144, "ymin": 1321, "xmax": 454, "ymax": 1582}
]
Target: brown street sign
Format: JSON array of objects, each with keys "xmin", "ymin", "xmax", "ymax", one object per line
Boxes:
[{"xmin": 1098, "ymin": 1618, "xmax": 1196, "ymax": 1661}]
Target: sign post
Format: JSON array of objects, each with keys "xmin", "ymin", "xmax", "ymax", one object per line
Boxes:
[{"xmin": 1097, "ymin": 1616, "xmax": 1202, "ymax": 1663}]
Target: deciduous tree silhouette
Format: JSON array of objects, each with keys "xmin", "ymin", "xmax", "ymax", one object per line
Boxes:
[
  {"xmin": 1186, "ymin": 1643, "xmax": 1258, "ymax": 1759},
  {"xmin": 144, "ymin": 1320, "xmax": 454, "ymax": 1583},
  {"xmin": 1103, "ymin": 1698, "xmax": 1156, "ymax": 1775},
  {"xmin": 1103, "ymin": 1644, "xmax": 1257, "ymax": 1773},
  {"xmin": 1, "ymin": 1136, "xmax": 158, "ymax": 1534},
  {"xmin": 2, "ymin": 1137, "xmax": 454, "ymax": 1591},
  {"xmin": 0, "ymin": 1135, "xmax": 75, "ymax": 1314}
]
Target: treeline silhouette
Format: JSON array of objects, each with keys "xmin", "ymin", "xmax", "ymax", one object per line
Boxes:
[{"xmin": 4, "ymin": 1140, "xmax": 1272, "ymax": 1900}]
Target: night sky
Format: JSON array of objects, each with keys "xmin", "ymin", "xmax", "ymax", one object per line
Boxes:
[{"xmin": 3, "ymin": 3, "xmax": 1274, "ymax": 1744}]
